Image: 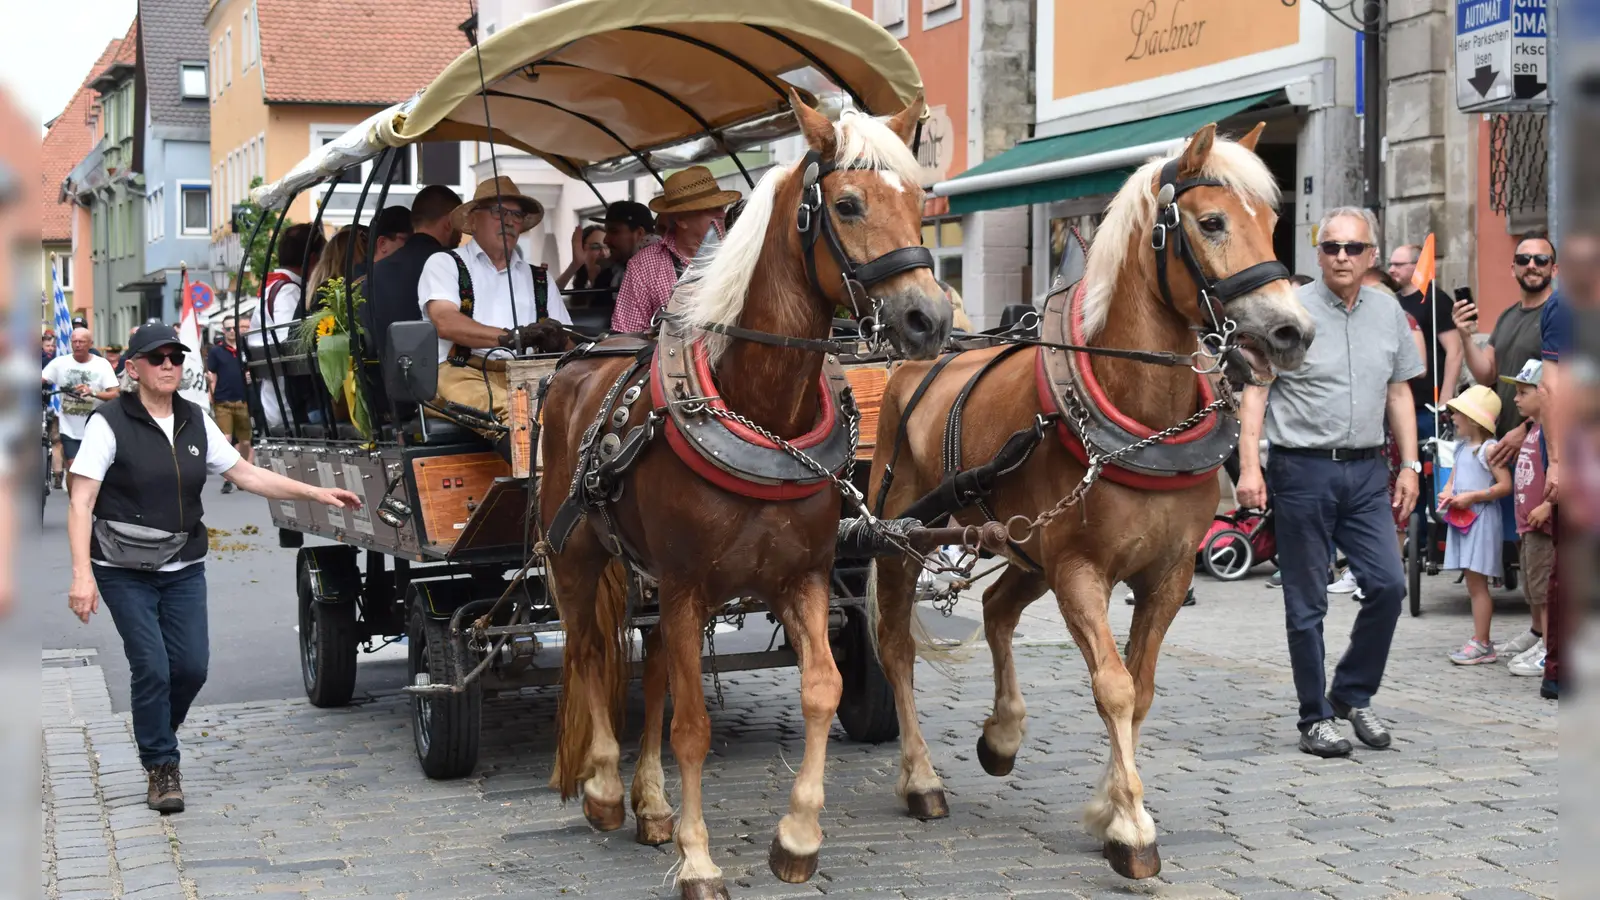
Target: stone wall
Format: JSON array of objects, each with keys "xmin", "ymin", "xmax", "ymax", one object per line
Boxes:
[{"xmin": 963, "ymin": 0, "xmax": 1035, "ymax": 327}]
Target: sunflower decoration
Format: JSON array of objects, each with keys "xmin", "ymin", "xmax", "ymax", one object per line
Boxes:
[{"xmin": 295, "ymin": 277, "xmax": 372, "ymax": 438}]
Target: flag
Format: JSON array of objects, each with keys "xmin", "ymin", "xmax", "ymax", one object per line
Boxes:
[
  {"xmin": 1411, "ymin": 233, "xmax": 1436, "ymax": 293},
  {"xmin": 49, "ymin": 257, "xmax": 71, "ymax": 416},
  {"xmin": 177, "ymin": 264, "xmax": 202, "ymax": 353}
]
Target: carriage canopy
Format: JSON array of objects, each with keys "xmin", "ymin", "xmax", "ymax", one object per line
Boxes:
[{"xmin": 253, "ymin": 0, "xmax": 923, "ymax": 209}]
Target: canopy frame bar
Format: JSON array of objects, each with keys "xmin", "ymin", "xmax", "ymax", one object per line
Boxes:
[
  {"xmin": 481, "ymin": 88, "xmax": 666, "ymax": 186},
  {"xmin": 625, "ymin": 26, "xmax": 791, "ymax": 102},
  {"xmin": 746, "ymin": 25, "xmax": 867, "ymax": 113}
]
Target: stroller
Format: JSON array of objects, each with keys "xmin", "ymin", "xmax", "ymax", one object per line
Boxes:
[{"xmin": 1199, "ymin": 505, "xmax": 1276, "ymax": 581}]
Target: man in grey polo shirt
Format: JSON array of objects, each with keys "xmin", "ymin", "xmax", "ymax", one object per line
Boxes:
[{"xmin": 1236, "ymin": 207, "xmax": 1424, "ymax": 758}]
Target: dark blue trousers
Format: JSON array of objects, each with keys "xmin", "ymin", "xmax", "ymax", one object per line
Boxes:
[
  {"xmin": 1268, "ymin": 454, "xmax": 1404, "ymax": 731},
  {"xmin": 95, "ymin": 564, "xmax": 209, "ymax": 768}
]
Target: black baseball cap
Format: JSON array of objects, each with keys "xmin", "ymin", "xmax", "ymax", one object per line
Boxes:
[
  {"xmin": 128, "ymin": 324, "xmax": 186, "ymax": 357},
  {"xmin": 70, "ymin": 316, "xmax": 88, "ymax": 329},
  {"xmin": 592, "ymin": 200, "xmax": 654, "ymax": 231},
  {"xmin": 372, "ymin": 205, "xmax": 414, "ymax": 239}
]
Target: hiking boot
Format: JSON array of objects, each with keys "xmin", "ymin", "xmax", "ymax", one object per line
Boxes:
[
  {"xmin": 1298, "ymin": 719, "xmax": 1352, "ymax": 758},
  {"xmin": 146, "ymin": 763, "xmax": 184, "ymax": 813},
  {"xmin": 1496, "ymin": 630, "xmax": 1540, "ymax": 656},
  {"xmin": 1449, "ymin": 637, "xmax": 1497, "ymax": 665},
  {"xmin": 1331, "ymin": 698, "xmax": 1392, "ymax": 749}
]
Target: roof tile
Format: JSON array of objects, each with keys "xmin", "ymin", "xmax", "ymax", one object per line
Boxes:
[
  {"xmin": 40, "ymin": 35, "xmax": 127, "ymax": 241},
  {"xmin": 141, "ymin": 0, "xmax": 211, "ymax": 129},
  {"xmin": 257, "ymin": 0, "xmax": 469, "ymax": 105}
]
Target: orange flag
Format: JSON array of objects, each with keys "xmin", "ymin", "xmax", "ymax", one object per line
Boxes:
[{"xmin": 1411, "ymin": 233, "xmax": 1436, "ymax": 293}]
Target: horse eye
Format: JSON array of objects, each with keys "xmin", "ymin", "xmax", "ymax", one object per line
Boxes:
[
  {"xmin": 1199, "ymin": 215, "xmax": 1226, "ymax": 234},
  {"xmin": 834, "ymin": 196, "xmax": 863, "ymax": 218}
]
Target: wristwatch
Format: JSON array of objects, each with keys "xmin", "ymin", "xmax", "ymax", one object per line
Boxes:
[{"xmin": 1400, "ymin": 460, "xmax": 1422, "ymax": 474}]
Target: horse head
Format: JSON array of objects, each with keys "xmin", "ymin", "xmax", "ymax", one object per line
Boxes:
[{"xmin": 788, "ymin": 91, "xmax": 952, "ymax": 360}]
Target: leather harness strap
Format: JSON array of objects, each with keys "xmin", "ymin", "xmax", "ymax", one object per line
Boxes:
[{"xmin": 871, "ymin": 351, "xmax": 960, "ymax": 516}]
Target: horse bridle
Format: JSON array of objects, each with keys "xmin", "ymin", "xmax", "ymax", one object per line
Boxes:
[
  {"xmin": 1150, "ymin": 157, "xmax": 1291, "ymax": 367},
  {"xmin": 796, "ymin": 148, "xmax": 934, "ymax": 339}
]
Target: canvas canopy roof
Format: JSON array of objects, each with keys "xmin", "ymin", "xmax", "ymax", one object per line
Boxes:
[{"xmin": 253, "ymin": 0, "xmax": 922, "ymax": 209}]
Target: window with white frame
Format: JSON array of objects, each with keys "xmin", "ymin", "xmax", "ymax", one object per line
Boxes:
[
  {"xmin": 874, "ymin": 0, "xmax": 907, "ymax": 30},
  {"xmin": 58, "ymin": 257, "xmax": 73, "ymax": 290},
  {"xmin": 180, "ymin": 184, "xmax": 210, "ymax": 235},
  {"xmin": 242, "ymin": 8, "xmax": 256, "ymax": 68},
  {"xmin": 921, "ymin": 215, "xmax": 964, "ymax": 296},
  {"xmin": 312, "ymin": 126, "xmax": 466, "ymax": 191},
  {"xmin": 180, "ymin": 63, "xmax": 207, "ymax": 99},
  {"xmin": 922, "ymin": 0, "xmax": 960, "ymax": 30},
  {"xmin": 209, "ymin": 45, "xmax": 218, "ymax": 99},
  {"xmin": 146, "ymin": 187, "xmax": 164, "ymax": 241},
  {"xmin": 223, "ymin": 29, "xmax": 232, "ymax": 86}
]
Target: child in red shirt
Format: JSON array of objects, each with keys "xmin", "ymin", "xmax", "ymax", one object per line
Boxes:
[{"xmin": 1500, "ymin": 360, "xmax": 1554, "ymax": 676}]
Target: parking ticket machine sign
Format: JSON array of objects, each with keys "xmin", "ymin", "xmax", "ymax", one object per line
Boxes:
[{"xmin": 1456, "ymin": 0, "xmax": 1549, "ymax": 111}]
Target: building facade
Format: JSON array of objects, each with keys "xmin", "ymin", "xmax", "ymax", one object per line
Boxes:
[
  {"xmin": 140, "ymin": 0, "xmax": 224, "ymax": 325},
  {"xmin": 40, "ymin": 42, "xmax": 112, "ymax": 329},
  {"xmin": 204, "ymin": 0, "xmax": 472, "ymax": 307}
]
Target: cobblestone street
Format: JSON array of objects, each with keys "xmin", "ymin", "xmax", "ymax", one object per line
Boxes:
[{"xmin": 41, "ymin": 573, "xmax": 1559, "ymax": 900}]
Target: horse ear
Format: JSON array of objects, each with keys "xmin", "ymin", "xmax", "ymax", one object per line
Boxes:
[
  {"xmin": 1177, "ymin": 123, "xmax": 1217, "ymax": 179},
  {"xmin": 1236, "ymin": 121, "xmax": 1266, "ymax": 153},
  {"xmin": 789, "ymin": 88, "xmax": 837, "ymax": 157},
  {"xmin": 885, "ymin": 93, "xmax": 927, "ymax": 145}
]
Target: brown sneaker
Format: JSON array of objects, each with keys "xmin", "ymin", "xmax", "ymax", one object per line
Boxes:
[{"xmin": 146, "ymin": 763, "xmax": 185, "ymax": 813}]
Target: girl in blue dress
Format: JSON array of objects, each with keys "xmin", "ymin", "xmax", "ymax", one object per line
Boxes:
[{"xmin": 1440, "ymin": 385, "xmax": 1513, "ymax": 665}]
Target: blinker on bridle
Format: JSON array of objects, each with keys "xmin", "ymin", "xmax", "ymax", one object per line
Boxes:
[
  {"xmin": 1150, "ymin": 157, "xmax": 1291, "ymax": 369},
  {"xmin": 796, "ymin": 148, "xmax": 934, "ymax": 329}
]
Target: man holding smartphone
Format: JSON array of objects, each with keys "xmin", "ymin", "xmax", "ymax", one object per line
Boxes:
[{"xmin": 1454, "ymin": 233, "xmax": 1558, "ymax": 444}]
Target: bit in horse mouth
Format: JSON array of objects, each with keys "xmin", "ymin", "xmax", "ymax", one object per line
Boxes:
[{"xmin": 1232, "ymin": 336, "xmax": 1277, "ymax": 385}]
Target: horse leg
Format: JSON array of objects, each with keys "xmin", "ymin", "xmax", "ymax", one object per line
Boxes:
[
  {"xmin": 659, "ymin": 581, "xmax": 725, "ymax": 900},
  {"xmin": 869, "ymin": 557, "xmax": 948, "ymax": 819},
  {"xmin": 550, "ymin": 553, "xmax": 628, "ymax": 832},
  {"xmin": 1124, "ymin": 562, "xmax": 1194, "ymax": 748},
  {"xmin": 769, "ymin": 575, "xmax": 842, "ymax": 883},
  {"xmin": 977, "ymin": 566, "xmax": 1049, "ymax": 776},
  {"xmin": 1051, "ymin": 564, "xmax": 1160, "ymax": 879},
  {"xmin": 632, "ymin": 624, "xmax": 674, "ymax": 846}
]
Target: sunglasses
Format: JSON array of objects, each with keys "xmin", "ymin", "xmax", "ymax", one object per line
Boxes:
[
  {"xmin": 1513, "ymin": 253, "xmax": 1553, "ymax": 267},
  {"xmin": 142, "ymin": 350, "xmax": 187, "ymax": 367},
  {"xmin": 1319, "ymin": 241, "xmax": 1372, "ymax": 258}
]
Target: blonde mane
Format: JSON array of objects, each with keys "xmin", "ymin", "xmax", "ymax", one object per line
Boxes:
[
  {"xmin": 1078, "ymin": 137, "xmax": 1281, "ymax": 339},
  {"xmin": 671, "ymin": 109, "xmax": 922, "ymax": 365}
]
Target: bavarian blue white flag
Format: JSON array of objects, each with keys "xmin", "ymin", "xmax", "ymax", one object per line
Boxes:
[{"xmin": 49, "ymin": 257, "xmax": 71, "ymax": 416}]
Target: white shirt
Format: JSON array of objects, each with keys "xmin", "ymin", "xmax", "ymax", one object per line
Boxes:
[
  {"xmin": 42, "ymin": 355, "xmax": 120, "ymax": 440},
  {"xmin": 418, "ymin": 238, "xmax": 570, "ymax": 363},
  {"xmin": 253, "ymin": 269, "xmax": 304, "ymax": 431},
  {"xmin": 262, "ymin": 268, "xmax": 304, "ymax": 332},
  {"xmin": 71, "ymin": 403, "xmax": 243, "ymax": 571}
]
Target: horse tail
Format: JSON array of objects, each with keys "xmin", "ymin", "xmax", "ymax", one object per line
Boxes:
[
  {"xmin": 551, "ymin": 558, "xmax": 633, "ymax": 801},
  {"xmin": 864, "ymin": 558, "xmax": 983, "ymax": 680}
]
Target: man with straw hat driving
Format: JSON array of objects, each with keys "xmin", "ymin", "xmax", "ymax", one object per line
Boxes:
[
  {"xmin": 419, "ymin": 176, "xmax": 571, "ymax": 453},
  {"xmin": 611, "ymin": 165, "xmax": 740, "ymax": 333}
]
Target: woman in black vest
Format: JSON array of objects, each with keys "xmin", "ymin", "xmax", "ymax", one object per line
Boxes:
[{"xmin": 65, "ymin": 324, "xmax": 360, "ymax": 814}]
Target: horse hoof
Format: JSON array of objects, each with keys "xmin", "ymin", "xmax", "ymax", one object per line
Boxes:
[
  {"xmin": 976, "ymin": 735, "xmax": 1015, "ymax": 777},
  {"xmin": 768, "ymin": 836, "xmax": 819, "ymax": 884},
  {"xmin": 635, "ymin": 814, "xmax": 674, "ymax": 846},
  {"xmin": 680, "ymin": 878, "xmax": 730, "ymax": 900},
  {"xmin": 906, "ymin": 789, "xmax": 949, "ymax": 820},
  {"xmin": 1104, "ymin": 840, "xmax": 1161, "ymax": 879},
  {"xmin": 582, "ymin": 795, "xmax": 625, "ymax": 832}
]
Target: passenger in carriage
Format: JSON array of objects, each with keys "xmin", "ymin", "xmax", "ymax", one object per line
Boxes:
[
  {"xmin": 593, "ymin": 199, "xmax": 655, "ymax": 280},
  {"xmin": 360, "ymin": 185, "xmax": 462, "ymax": 378},
  {"xmin": 367, "ymin": 205, "xmax": 414, "ymax": 265},
  {"xmin": 256, "ymin": 224, "xmax": 327, "ymax": 430},
  {"xmin": 418, "ymin": 176, "xmax": 571, "ymax": 447},
  {"xmin": 610, "ymin": 166, "xmax": 739, "ymax": 333}
]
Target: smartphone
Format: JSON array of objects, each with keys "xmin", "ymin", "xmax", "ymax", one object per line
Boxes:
[{"xmin": 1453, "ymin": 286, "xmax": 1477, "ymax": 325}]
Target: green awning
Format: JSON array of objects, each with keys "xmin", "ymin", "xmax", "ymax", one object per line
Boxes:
[{"xmin": 945, "ymin": 92, "xmax": 1279, "ymax": 215}]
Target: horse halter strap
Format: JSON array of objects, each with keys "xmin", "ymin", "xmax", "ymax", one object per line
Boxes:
[
  {"xmin": 796, "ymin": 148, "xmax": 934, "ymax": 318},
  {"xmin": 1151, "ymin": 157, "xmax": 1291, "ymax": 338}
]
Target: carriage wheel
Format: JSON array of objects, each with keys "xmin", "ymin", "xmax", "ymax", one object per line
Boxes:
[
  {"xmin": 832, "ymin": 606, "xmax": 899, "ymax": 743},
  {"xmin": 408, "ymin": 603, "xmax": 481, "ymax": 779},
  {"xmin": 1201, "ymin": 528, "xmax": 1255, "ymax": 581},
  {"xmin": 297, "ymin": 556, "xmax": 359, "ymax": 708},
  {"xmin": 1406, "ymin": 514, "xmax": 1424, "ymax": 618}
]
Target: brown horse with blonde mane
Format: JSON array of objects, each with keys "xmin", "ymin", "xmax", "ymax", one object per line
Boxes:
[
  {"xmin": 539, "ymin": 94, "xmax": 950, "ymax": 900},
  {"xmin": 866, "ymin": 124, "xmax": 1314, "ymax": 879}
]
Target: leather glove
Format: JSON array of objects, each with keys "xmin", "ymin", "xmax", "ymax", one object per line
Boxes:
[{"xmin": 517, "ymin": 319, "xmax": 568, "ymax": 354}]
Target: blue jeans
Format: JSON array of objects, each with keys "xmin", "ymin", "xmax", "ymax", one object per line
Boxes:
[
  {"xmin": 1268, "ymin": 454, "xmax": 1404, "ymax": 731},
  {"xmin": 95, "ymin": 564, "xmax": 209, "ymax": 768}
]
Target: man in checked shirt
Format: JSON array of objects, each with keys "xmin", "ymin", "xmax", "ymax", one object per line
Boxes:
[{"xmin": 610, "ymin": 166, "xmax": 739, "ymax": 334}]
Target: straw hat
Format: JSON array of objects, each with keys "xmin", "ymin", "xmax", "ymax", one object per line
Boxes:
[
  {"xmin": 450, "ymin": 176, "xmax": 545, "ymax": 233},
  {"xmin": 648, "ymin": 166, "xmax": 741, "ymax": 215},
  {"xmin": 1445, "ymin": 384, "xmax": 1502, "ymax": 435}
]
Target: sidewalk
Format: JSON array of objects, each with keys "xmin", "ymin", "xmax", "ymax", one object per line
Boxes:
[
  {"xmin": 41, "ymin": 650, "xmax": 186, "ymax": 900},
  {"xmin": 40, "ymin": 574, "xmax": 1560, "ymax": 900}
]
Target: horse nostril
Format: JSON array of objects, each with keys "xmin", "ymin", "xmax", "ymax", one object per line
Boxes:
[
  {"xmin": 903, "ymin": 308, "xmax": 934, "ymax": 340},
  {"xmin": 1269, "ymin": 324, "xmax": 1305, "ymax": 350}
]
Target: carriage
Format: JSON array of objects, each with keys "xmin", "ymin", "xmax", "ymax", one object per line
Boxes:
[{"xmin": 236, "ymin": 0, "xmax": 929, "ymax": 781}]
